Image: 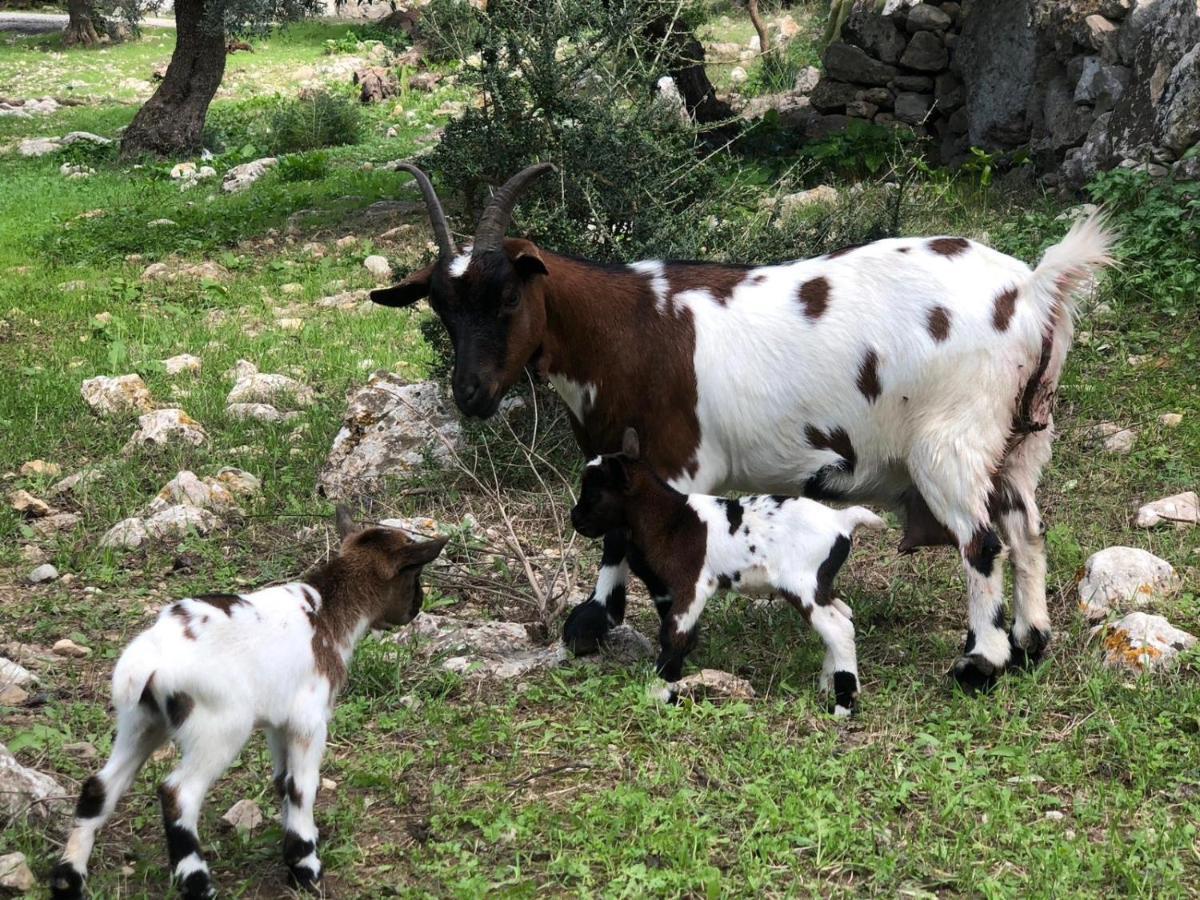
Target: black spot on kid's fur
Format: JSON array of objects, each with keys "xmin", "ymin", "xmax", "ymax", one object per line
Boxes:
[
  {"xmin": 965, "ymin": 527, "xmax": 1002, "ymax": 577},
  {"xmin": 803, "ymin": 466, "xmax": 845, "ymax": 501},
  {"xmin": 717, "ymin": 498, "xmax": 743, "ymax": 535},
  {"xmin": 815, "ymin": 535, "xmax": 851, "ymax": 605},
  {"xmin": 716, "ymin": 574, "xmax": 732, "ymax": 591},
  {"xmin": 75, "ymin": 775, "xmax": 106, "ymax": 819},
  {"xmin": 832, "ymin": 671, "xmax": 858, "ymax": 709},
  {"xmin": 166, "ymin": 692, "xmax": 194, "ymax": 728}
]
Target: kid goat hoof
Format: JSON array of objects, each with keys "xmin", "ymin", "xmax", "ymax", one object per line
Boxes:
[
  {"xmin": 950, "ymin": 654, "xmax": 1003, "ymax": 694},
  {"xmin": 48, "ymin": 864, "xmax": 84, "ymax": 900},
  {"xmin": 562, "ymin": 600, "xmax": 609, "ymax": 655},
  {"xmin": 1007, "ymin": 627, "xmax": 1052, "ymax": 671}
]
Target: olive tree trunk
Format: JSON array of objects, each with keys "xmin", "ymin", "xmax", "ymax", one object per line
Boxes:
[
  {"xmin": 62, "ymin": 0, "xmax": 102, "ymax": 47},
  {"xmin": 120, "ymin": 0, "xmax": 226, "ymax": 158}
]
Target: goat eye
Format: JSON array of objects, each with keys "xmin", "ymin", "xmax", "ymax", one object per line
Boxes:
[{"xmin": 501, "ymin": 291, "xmax": 521, "ymax": 311}]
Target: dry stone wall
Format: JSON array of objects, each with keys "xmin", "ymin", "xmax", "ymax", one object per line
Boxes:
[{"xmin": 809, "ymin": 0, "xmax": 1200, "ymax": 187}]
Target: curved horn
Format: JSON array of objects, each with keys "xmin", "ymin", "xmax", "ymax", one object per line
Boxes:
[
  {"xmin": 396, "ymin": 163, "xmax": 456, "ymax": 261},
  {"xmin": 472, "ymin": 162, "xmax": 556, "ymax": 258}
]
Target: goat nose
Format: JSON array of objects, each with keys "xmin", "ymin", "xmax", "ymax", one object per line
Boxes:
[{"xmin": 458, "ymin": 373, "xmax": 481, "ymax": 402}]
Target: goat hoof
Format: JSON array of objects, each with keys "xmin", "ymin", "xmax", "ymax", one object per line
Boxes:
[
  {"xmin": 562, "ymin": 600, "xmax": 609, "ymax": 655},
  {"xmin": 178, "ymin": 870, "xmax": 216, "ymax": 900},
  {"xmin": 950, "ymin": 654, "xmax": 1002, "ymax": 694},
  {"xmin": 1007, "ymin": 627, "xmax": 1052, "ymax": 671},
  {"xmin": 49, "ymin": 864, "xmax": 84, "ymax": 900},
  {"xmin": 288, "ymin": 864, "xmax": 323, "ymax": 894}
]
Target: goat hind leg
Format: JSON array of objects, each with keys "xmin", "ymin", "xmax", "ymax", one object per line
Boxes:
[
  {"xmin": 563, "ymin": 529, "xmax": 629, "ymax": 655},
  {"xmin": 281, "ymin": 722, "xmax": 328, "ymax": 892}
]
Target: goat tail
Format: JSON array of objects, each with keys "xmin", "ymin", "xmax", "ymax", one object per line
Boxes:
[
  {"xmin": 110, "ymin": 644, "xmax": 158, "ymax": 715},
  {"xmin": 1018, "ymin": 211, "xmax": 1117, "ymax": 432},
  {"xmin": 841, "ymin": 506, "xmax": 887, "ymax": 534}
]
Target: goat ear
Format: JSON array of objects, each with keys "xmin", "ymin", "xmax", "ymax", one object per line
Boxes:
[
  {"xmin": 510, "ymin": 241, "xmax": 548, "ymax": 280},
  {"xmin": 335, "ymin": 504, "xmax": 357, "ymax": 539},
  {"xmin": 397, "ymin": 535, "xmax": 449, "ymax": 569},
  {"xmin": 370, "ymin": 263, "xmax": 436, "ymax": 308},
  {"xmin": 621, "ymin": 427, "xmax": 640, "ymax": 460}
]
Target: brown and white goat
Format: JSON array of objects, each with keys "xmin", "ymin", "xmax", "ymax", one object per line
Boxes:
[
  {"xmin": 572, "ymin": 429, "xmax": 885, "ymax": 715},
  {"xmin": 50, "ymin": 509, "xmax": 447, "ymax": 900},
  {"xmin": 372, "ymin": 163, "xmax": 1114, "ymax": 692}
]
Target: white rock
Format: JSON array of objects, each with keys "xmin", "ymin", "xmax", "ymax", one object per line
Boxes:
[
  {"xmin": 100, "ymin": 516, "xmax": 149, "ymax": 550},
  {"xmin": 225, "ymin": 359, "xmax": 259, "ymax": 381},
  {"xmin": 1090, "ymin": 422, "xmax": 1137, "ymax": 455},
  {"xmin": 280, "ymin": 282, "xmax": 304, "ymax": 295},
  {"xmin": 9, "ymin": 490, "xmax": 52, "ymax": 518},
  {"xmin": 29, "ymin": 512, "xmax": 80, "ymax": 538},
  {"xmin": 148, "ymin": 218, "xmax": 177, "ymax": 227},
  {"xmin": 1077, "ymin": 546, "xmax": 1179, "ymax": 621},
  {"xmin": 27, "ymin": 564, "xmax": 58, "ymax": 584},
  {"xmin": 363, "ymin": 255, "xmax": 393, "ymax": 281},
  {"xmin": 277, "ymin": 317, "xmax": 304, "ymax": 332},
  {"xmin": 81, "ymin": 374, "xmax": 153, "ymax": 416},
  {"xmin": 1135, "ymin": 491, "xmax": 1199, "ymax": 529},
  {"xmin": 49, "ymin": 466, "xmax": 105, "ymax": 497},
  {"xmin": 18, "ymin": 137, "xmax": 61, "ymax": 157},
  {"xmin": 669, "ymin": 668, "xmax": 756, "ymax": 701},
  {"xmin": 225, "ymin": 402, "xmax": 296, "ymax": 423},
  {"xmin": 60, "ymin": 131, "xmax": 111, "ymax": 146},
  {"xmin": 1092, "ymin": 612, "xmax": 1197, "ymax": 673},
  {"xmin": 222, "ymin": 157, "xmax": 277, "ymax": 193},
  {"xmin": 147, "ymin": 471, "xmax": 240, "ymax": 515},
  {"xmin": 0, "ymin": 851, "xmax": 36, "ymax": 893},
  {"xmin": 316, "ymin": 289, "xmax": 370, "ymax": 311},
  {"xmin": 162, "ymin": 353, "xmax": 202, "ymax": 376},
  {"xmin": 227, "ymin": 372, "xmax": 314, "ymax": 409},
  {"xmin": 144, "ymin": 505, "xmax": 219, "ymax": 542},
  {"xmin": 397, "ymin": 613, "xmax": 566, "ymax": 680},
  {"xmin": 53, "ymin": 639, "xmax": 90, "ymax": 658},
  {"xmin": 123, "ymin": 409, "xmax": 208, "ymax": 454},
  {"xmin": 0, "ymin": 658, "xmax": 36, "ymax": 689},
  {"xmin": 729, "ymin": 65, "xmax": 749, "ymax": 85},
  {"xmin": 377, "ymin": 516, "xmax": 447, "ymax": 539},
  {"xmin": 170, "ymin": 161, "xmax": 197, "ymax": 179},
  {"xmin": 19, "ymin": 459, "xmax": 61, "ymax": 478},
  {"xmin": 1158, "ymin": 413, "xmax": 1183, "ymax": 428},
  {"xmin": 318, "ymin": 375, "xmax": 462, "ymax": 499},
  {"xmin": 214, "ymin": 468, "xmax": 261, "ymax": 497},
  {"xmin": 779, "ymin": 185, "xmax": 839, "ymax": 217},
  {"xmin": 221, "ymin": 798, "xmax": 263, "ymax": 832},
  {"xmin": 0, "ymin": 742, "xmax": 68, "ymax": 823}
]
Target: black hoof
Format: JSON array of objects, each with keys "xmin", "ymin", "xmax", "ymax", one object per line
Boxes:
[
  {"xmin": 49, "ymin": 864, "xmax": 84, "ymax": 900},
  {"xmin": 288, "ymin": 865, "xmax": 323, "ymax": 894},
  {"xmin": 830, "ymin": 671, "xmax": 859, "ymax": 717},
  {"xmin": 178, "ymin": 870, "xmax": 215, "ymax": 900},
  {"xmin": 1007, "ymin": 627, "xmax": 1051, "ymax": 671},
  {"xmin": 950, "ymin": 654, "xmax": 1002, "ymax": 694},
  {"xmin": 563, "ymin": 600, "xmax": 609, "ymax": 656}
]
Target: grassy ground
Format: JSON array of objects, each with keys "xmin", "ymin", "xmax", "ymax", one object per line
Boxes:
[{"xmin": 2, "ymin": 10, "xmax": 1199, "ymax": 900}]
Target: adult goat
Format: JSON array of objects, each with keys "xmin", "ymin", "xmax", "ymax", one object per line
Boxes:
[{"xmin": 372, "ymin": 163, "xmax": 1114, "ymax": 691}]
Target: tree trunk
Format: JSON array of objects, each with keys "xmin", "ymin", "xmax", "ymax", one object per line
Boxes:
[
  {"xmin": 62, "ymin": 0, "xmax": 101, "ymax": 48},
  {"xmin": 748, "ymin": 0, "xmax": 770, "ymax": 55},
  {"xmin": 644, "ymin": 15, "xmax": 737, "ymax": 144},
  {"xmin": 120, "ymin": 0, "xmax": 226, "ymax": 159}
]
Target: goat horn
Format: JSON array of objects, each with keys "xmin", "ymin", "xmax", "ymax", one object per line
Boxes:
[
  {"xmin": 472, "ymin": 162, "xmax": 556, "ymax": 257},
  {"xmin": 396, "ymin": 163, "xmax": 456, "ymax": 261}
]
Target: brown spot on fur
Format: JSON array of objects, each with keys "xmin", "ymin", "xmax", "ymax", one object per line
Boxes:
[
  {"xmin": 666, "ymin": 262, "xmax": 752, "ymax": 307},
  {"xmin": 825, "ymin": 244, "xmax": 862, "ymax": 259},
  {"xmin": 538, "ymin": 252, "xmax": 703, "ymax": 482},
  {"xmin": 796, "ymin": 277, "xmax": 830, "ymax": 320},
  {"xmin": 897, "ymin": 246, "xmax": 911, "ymax": 254},
  {"xmin": 992, "ymin": 285, "xmax": 1018, "ymax": 331},
  {"xmin": 750, "ymin": 272, "xmax": 768, "ymax": 285},
  {"xmin": 159, "ymin": 783, "xmax": 181, "ymax": 822},
  {"xmin": 856, "ymin": 349, "xmax": 881, "ymax": 402},
  {"xmin": 194, "ymin": 593, "xmax": 244, "ymax": 615},
  {"xmin": 1013, "ymin": 332, "xmax": 1056, "ymax": 435},
  {"xmin": 804, "ymin": 425, "xmax": 857, "ymax": 472},
  {"xmin": 898, "ymin": 488, "xmax": 957, "ymax": 552},
  {"xmin": 927, "ymin": 306, "xmax": 951, "ymax": 342},
  {"xmin": 170, "ymin": 603, "xmax": 197, "ymax": 641},
  {"xmin": 929, "ymin": 237, "xmax": 970, "ymax": 257}
]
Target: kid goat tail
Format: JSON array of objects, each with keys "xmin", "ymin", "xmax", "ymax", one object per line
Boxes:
[
  {"xmin": 1019, "ymin": 210, "xmax": 1117, "ymax": 432},
  {"xmin": 841, "ymin": 506, "xmax": 887, "ymax": 533}
]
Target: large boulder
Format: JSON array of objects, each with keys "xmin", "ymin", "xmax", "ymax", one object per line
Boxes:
[
  {"xmin": 1135, "ymin": 491, "xmax": 1199, "ymax": 529},
  {"xmin": 318, "ymin": 374, "xmax": 463, "ymax": 500},
  {"xmin": 957, "ymin": 0, "xmax": 1039, "ymax": 148},
  {"xmin": 823, "ymin": 42, "xmax": 899, "ymax": 86},
  {"xmin": 1077, "ymin": 546, "xmax": 1179, "ymax": 621},
  {"xmin": 1093, "ymin": 612, "xmax": 1197, "ymax": 673},
  {"xmin": 842, "ymin": 3, "xmax": 908, "ymax": 63},
  {"xmin": 0, "ymin": 742, "xmax": 68, "ymax": 824}
]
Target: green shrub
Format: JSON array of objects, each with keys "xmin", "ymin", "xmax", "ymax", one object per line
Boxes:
[
  {"xmin": 268, "ymin": 90, "xmax": 362, "ymax": 154},
  {"xmin": 419, "ymin": 0, "xmax": 484, "ymax": 63},
  {"xmin": 275, "ymin": 150, "xmax": 331, "ymax": 182}
]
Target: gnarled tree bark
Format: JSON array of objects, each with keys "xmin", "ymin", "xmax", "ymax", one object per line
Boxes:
[
  {"xmin": 120, "ymin": 0, "xmax": 226, "ymax": 158},
  {"xmin": 644, "ymin": 14, "xmax": 736, "ymax": 144},
  {"xmin": 62, "ymin": 0, "xmax": 102, "ymax": 47}
]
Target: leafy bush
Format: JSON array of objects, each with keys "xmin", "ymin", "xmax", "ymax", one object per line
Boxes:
[
  {"xmin": 419, "ymin": 0, "xmax": 485, "ymax": 63},
  {"xmin": 268, "ymin": 90, "xmax": 362, "ymax": 154},
  {"xmin": 275, "ymin": 150, "xmax": 331, "ymax": 182},
  {"xmin": 424, "ymin": 1, "xmax": 720, "ymax": 261}
]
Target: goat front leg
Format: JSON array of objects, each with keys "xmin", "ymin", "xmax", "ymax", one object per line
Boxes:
[
  {"xmin": 655, "ymin": 581, "xmax": 709, "ymax": 700},
  {"xmin": 951, "ymin": 525, "xmax": 1012, "ymax": 692},
  {"xmin": 563, "ymin": 528, "xmax": 629, "ymax": 655},
  {"xmin": 281, "ymin": 721, "xmax": 328, "ymax": 893}
]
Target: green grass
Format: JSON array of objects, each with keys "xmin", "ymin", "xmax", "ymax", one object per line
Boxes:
[{"xmin": 2, "ymin": 12, "xmax": 1199, "ymax": 900}]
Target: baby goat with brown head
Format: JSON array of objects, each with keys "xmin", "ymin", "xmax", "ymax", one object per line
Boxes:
[
  {"xmin": 50, "ymin": 508, "xmax": 447, "ymax": 900},
  {"xmin": 573, "ymin": 429, "xmax": 884, "ymax": 715}
]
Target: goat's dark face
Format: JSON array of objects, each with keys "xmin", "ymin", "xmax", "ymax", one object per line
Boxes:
[
  {"xmin": 368, "ymin": 163, "xmax": 556, "ymax": 419},
  {"xmin": 571, "ymin": 457, "xmax": 631, "ymax": 539}
]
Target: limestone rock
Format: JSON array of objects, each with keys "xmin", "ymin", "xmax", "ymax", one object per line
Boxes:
[
  {"xmin": 27, "ymin": 564, "xmax": 58, "ymax": 584},
  {"xmin": 213, "ymin": 467, "xmax": 261, "ymax": 498},
  {"xmin": 1090, "ymin": 422, "xmax": 1136, "ymax": 455},
  {"xmin": 123, "ymin": 409, "xmax": 208, "ymax": 454},
  {"xmin": 227, "ymin": 373, "xmax": 314, "ymax": 410},
  {"xmin": 162, "ymin": 354, "xmax": 202, "ymax": 376},
  {"xmin": 823, "ymin": 42, "xmax": 898, "ymax": 86},
  {"xmin": 81, "ymin": 374, "xmax": 153, "ymax": 416},
  {"xmin": 0, "ymin": 742, "xmax": 67, "ymax": 823},
  {"xmin": 778, "ymin": 186, "xmax": 839, "ymax": 216},
  {"xmin": 18, "ymin": 137, "xmax": 61, "ymax": 157},
  {"xmin": 377, "ymin": 516, "xmax": 448, "ymax": 539},
  {"xmin": 1158, "ymin": 413, "xmax": 1183, "ymax": 428},
  {"xmin": 225, "ymin": 402, "xmax": 296, "ymax": 424},
  {"xmin": 0, "ymin": 852, "xmax": 36, "ymax": 893},
  {"xmin": 0, "ymin": 658, "xmax": 36, "ymax": 689},
  {"xmin": 143, "ymin": 505, "xmax": 219, "ymax": 542},
  {"xmin": 146, "ymin": 471, "xmax": 240, "ymax": 516},
  {"xmin": 53, "ymin": 639, "xmax": 91, "ymax": 658},
  {"xmin": 363, "ymin": 255, "xmax": 393, "ymax": 281},
  {"xmin": 61, "ymin": 131, "xmax": 111, "ymax": 146},
  {"xmin": 9, "ymin": 490, "xmax": 51, "ymax": 518},
  {"xmin": 29, "ymin": 512, "xmax": 80, "ymax": 538},
  {"xmin": 396, "ymin": 613, "xmax": 565, "ymax": 680},
  {"xmin": 669, "ymin": 669, "xmax": 756, "ymax": 702},
  {"xmin": 100, "ymin": 517, "xmax": 149, "ymax": 550},
  {"xmin": 794, "ymin": 66, "xmax": 822, "ymax": 94},
  {"xmin": 48, "ymin": 467, "xmax": 106, "ymax": 498},
  {"xmin": 222, "ymin": 157, "xmax": 277, "ymax": 193},
  {"xmin": 1135, "ymin": 491, "xmax": 1199, "ymax": 529},
  {"xmin": 318, "ymin": 374, "xmax": 462, "ymax": 500},
  {"xmin": 1093, "ymin": 612, "xmax": 1196, "ymax": 672},
  {"xmin": 1078, "ymin": 546, "xmax": 1179, "ymax": 620},
  {"xmin": 19, "ymin": 460, "xmax": 61, "ymax": 478},
  {"xmin": 221, "ymin": 798, "xmax": 263, "ymax": 832}
]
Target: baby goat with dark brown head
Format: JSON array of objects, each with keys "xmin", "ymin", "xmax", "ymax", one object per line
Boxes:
[
  {"xmin": 572, "ymin": 429, "xmax": 884, "ymax": 715},
  {"xmin": 50, "ymin": 508, "xmax": 446, "ymax": 900}
]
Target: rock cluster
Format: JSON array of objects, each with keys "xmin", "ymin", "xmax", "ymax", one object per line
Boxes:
[
  {"xmin": 804, "ymin": 0, "xmax": 1200, "ymax": 186},
  {"xmin": 100, "ymin": 468, "xmax": 259, "ymax": 550}
]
